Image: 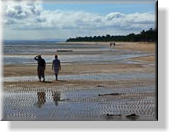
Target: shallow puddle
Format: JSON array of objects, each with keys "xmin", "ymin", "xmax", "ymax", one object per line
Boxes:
[{"xmin": 3, "ymin": 86, "xmax": 156, "ymax": 121}]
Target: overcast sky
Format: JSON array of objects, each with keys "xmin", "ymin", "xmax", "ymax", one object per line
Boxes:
[{"xmin": 2, "ymin": 0, "xmax": 156, "ymax": 40}]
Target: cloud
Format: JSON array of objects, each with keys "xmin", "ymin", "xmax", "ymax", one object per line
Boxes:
[{"xmin": 3, "ymin": 1, "xmax": 155, "ymax": 39}]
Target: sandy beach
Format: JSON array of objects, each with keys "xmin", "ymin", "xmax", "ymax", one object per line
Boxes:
[{"xmin": 3, "ymin": 42, "xmax": 156, "ymax": 121}]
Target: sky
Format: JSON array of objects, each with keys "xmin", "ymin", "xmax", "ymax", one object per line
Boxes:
[
  {"xmin": 43, "ymin": 3, "xmax": 155, "ymax": 15},
  {"xmin": 2, "ymin": 0, "xmax": 156, "ymax": 40}
]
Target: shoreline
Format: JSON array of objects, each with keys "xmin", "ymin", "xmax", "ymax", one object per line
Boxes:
[{"xmin": 65, "ymin": 41, "xmax": 155, "ymax": 44}]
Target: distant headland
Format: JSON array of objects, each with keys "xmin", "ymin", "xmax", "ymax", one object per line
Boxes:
[{"xmin": 66, "ymin": 28, "xmax": 156, "ymax": 42}]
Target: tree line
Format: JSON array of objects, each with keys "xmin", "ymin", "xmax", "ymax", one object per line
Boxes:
[{"xmin": 66, "ymin": 28, "xmax": 156, "ymax": 42}]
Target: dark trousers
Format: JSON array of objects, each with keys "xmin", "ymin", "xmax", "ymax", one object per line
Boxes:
[{"xmin": 37, "ymin": 66, "xmax": 45, "ymax": 80}]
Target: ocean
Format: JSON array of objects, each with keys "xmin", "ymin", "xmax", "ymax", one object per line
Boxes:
[{"xmin": 3, "ymin": 40, "xmax": 152, "ymax": 65}]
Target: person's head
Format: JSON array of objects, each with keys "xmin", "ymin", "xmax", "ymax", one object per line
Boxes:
[
  {"xmin": 38, "ymin": 55, "xmax": 41, "ymax": 59},
  {"xmin": 55, "ymin": 55, "xmax": 58, "ymax": 59}
]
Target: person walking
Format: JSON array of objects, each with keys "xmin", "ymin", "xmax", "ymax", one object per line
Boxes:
[
  {"xmin": 34, "ymin": 55, "xmax": 46, "ymax": 82},
  {"xmin": 52, "ymin": 55, "xmax": 61, "ymax": 81}
]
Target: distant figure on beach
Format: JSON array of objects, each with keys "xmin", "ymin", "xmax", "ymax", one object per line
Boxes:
[
  {"xmin": 52, "ymin": 55, "xmax": 61, "ymax": 81},
  {"xmin": 110, "ymin": 42, "xmax": 112, "ymax": 48},
  {"xmin": 109, "ymin": 42, "xmax": 115, "ymax": 48},
  {"xmin": 34, "ymin": 55, "xmax": 46, "ymax": 82}
]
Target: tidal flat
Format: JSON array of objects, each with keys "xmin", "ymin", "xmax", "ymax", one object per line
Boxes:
[{"xmin": 2, "ymin": 42, "xmax": 156, "ymax": 121}]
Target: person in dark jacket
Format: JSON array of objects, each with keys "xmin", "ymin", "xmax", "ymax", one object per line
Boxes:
[
  {"xmin": 34, "ymin": 55, "xmax": 46, "ymax": 82},
  {"xmin": 52, "ymin": 55, "xmax": 61, "ymax": 81}
]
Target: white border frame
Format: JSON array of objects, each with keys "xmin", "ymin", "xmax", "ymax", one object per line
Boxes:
[{"xmin": 0, "ymin": 0, "xmax": 167, "ymax": 132}]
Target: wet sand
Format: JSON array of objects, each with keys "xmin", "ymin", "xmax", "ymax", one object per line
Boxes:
[
  {"xmin": 4, "ymin": 79, "xmax": 155, "ymax": 90},
  {"xmin": 115, "ymin": 42, "xmax": 155, "ymax": 53},
  {"xmin": 4, "ymin": 63, "xmax": 154, "ymax": 77},
  {"xmin": 67, "ymin": 42, "xmax": 155, "ymax": 52},
  {"xmin": 3, "ymin": 42, "xmax": 156, "ymax": 121}
]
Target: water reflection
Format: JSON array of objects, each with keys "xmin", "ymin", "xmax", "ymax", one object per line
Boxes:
[
  {"xmin": 36, "ymin": 91, "xmax": 61, "ymax": 108},
  {"xmin": 3, "ymin": 87, "xmax": 156, "ymax": 120},
  {"xmin": 52, "ymin": 92, "xmax": 61, "ymax": 106},
  {"xmin": 36, "ymin": 92, "xmax": 46, "ymax": 108}
]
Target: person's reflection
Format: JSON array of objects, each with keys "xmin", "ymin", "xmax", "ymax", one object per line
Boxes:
[
  {"xmin": 37, "ymin": 92, "xmax": 46, "ymax": 108},
  {"xmin": 52, "ymin": 92, "xmax": 61, "ymax": 106}
]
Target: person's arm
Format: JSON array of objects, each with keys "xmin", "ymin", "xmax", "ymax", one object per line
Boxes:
[
  {"xmin": 44, "ymin": 60, "xmax": 46, "ymax": 70},
  {"xmin": 52, "ymin": 61, "xmax": 54, "ymax": 70},
  {"xmin": 34, "ymin": 56, "xmax": 38, "ymax": 61},
  {"xmin": 59, "ymin": 61, "xmax": 61, "ymax": 71}
]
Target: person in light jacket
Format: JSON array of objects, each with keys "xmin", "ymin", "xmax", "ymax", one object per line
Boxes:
[{"xmin": 52, "ymin": 55, "xmax": 61, "ymax": 81}]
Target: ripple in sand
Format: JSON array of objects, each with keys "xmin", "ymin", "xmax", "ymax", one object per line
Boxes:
[{"xmin": 3, "ymin": 86, "xmax": 156, "ymax": 121}]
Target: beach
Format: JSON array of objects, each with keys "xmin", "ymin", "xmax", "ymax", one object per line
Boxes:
[{"xmin": 2, "ymin": 42, "xmax": 156, "ymax": 121}]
